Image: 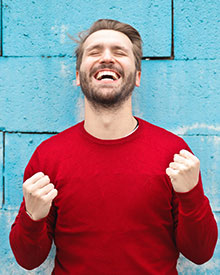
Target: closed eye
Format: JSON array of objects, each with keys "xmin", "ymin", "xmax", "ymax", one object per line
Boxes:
[
  {"xmin": 114, "ymin": 50, "xmax": 127, "ymax": 56},
  {"xmin": 88, "ymin": 50, "xmax": 101, "ymax": 56}
]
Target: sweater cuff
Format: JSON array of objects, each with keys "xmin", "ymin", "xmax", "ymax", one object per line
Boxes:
[
  {"xmin": 175, "ymin": 180, "xmax": 206, "ymax": 213},
  {"xmin": 20, "ymin": 207, "xmax": 46, "ymax": 234}
]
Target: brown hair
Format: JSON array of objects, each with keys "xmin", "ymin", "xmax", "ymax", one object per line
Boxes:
[{"xmin": 72, "ymin": 19, "xmax": 143, "ymax": 71}]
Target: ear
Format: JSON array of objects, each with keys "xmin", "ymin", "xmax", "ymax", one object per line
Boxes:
[
  {"xmin": 76, "ymin": 71, "xmax": 80, "ymax": 86},
  {"xmin": 135, "ymin": 71, "xmax": 141, "ymax": 87}
]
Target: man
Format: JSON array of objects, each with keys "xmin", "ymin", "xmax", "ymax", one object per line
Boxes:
[{"xmin": 10, "ymin": 19, "xmax": 217, "ymax": 274}]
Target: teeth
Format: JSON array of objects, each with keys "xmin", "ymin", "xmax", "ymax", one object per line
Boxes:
[{"xmin": 96, "ymin": 71, "xmax": 119, "ymax": 80}]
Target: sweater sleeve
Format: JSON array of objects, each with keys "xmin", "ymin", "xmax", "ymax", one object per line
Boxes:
[
  {"xmin": 172, "ymin": 174, "xmax": 218, "ymax": 264},
  {"xmin": 9, "ymin": 147, "xmax": 57, "ymax": 270}
]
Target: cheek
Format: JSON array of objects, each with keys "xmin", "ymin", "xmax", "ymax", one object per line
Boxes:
[{"xmin": 80, "ymin": 56, "xmax": 96, "ymax": 70}]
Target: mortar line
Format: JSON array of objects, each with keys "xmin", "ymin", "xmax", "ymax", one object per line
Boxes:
[
  {"xmin": 2, "ymin": 132, "xmax": 5, "ymax": 207},
  {"xmin": 3, "ymin": 55, "xmax": 175, "ymax": 60},
  {"xmin": 180, "ymin": 134, "xmax": 220, "ymax": 137},
  {"xmin": 143, "ymin": 56, "xmax": 173, "ymax": 60},
  {"xmin": 0, "ymin": 130, "xmax": 219, "ymax": 137},
  {"xmin": 2, "ymin": 56, "xmax": 218, "ymax": 62},
  {"xmin": 5, "ymin": 130, "xmax": 59, "ymax": 135},
  {"xmin": 2, "ymin": 3, "xmax": 175, "ymax": 62},
  {"xmin": 0, "ymin": 0, "xmax": 3, "ymax": 56},
  {"xmin": 171, "ymin": 0, "xmax": 174, "ymax": 58}
]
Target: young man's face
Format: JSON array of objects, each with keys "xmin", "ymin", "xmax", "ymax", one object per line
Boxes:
[{"xmin": 76, "ymin": 29, "xmax": 141, "ymax": 109}]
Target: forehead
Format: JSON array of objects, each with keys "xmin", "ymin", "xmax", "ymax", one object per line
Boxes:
[{"xmin": 83, "ymin": 29, "xmax": 133, "ymax": 51}]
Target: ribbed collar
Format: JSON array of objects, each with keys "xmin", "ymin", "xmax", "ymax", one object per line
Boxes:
[{"xmin": 79, "ymin": 117, "xmax": 143, "ymax": 145}]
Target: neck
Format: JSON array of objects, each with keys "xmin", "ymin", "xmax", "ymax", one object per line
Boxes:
[{"xmin": 84, "ymin": 97, "xmax": 137, "ymax": 139}]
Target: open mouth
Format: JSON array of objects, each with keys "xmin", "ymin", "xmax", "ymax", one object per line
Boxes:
[{"xmin": 94, "ymin": 70, "xmax": 121, "ymax": 81}]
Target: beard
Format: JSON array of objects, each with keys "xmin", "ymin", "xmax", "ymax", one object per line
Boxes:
[{"xmin": 79, "ymin": 66, "xmax": 136, "ymax": 110}]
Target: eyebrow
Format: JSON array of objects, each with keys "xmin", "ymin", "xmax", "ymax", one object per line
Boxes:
[{"xmin": 85, "ymin": 44, "xmax": 130, "ymax": 53}]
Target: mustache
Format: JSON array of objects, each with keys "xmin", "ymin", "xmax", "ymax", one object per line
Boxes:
[{"xmin": 89, "ymin": 64, "xmax": 124, "ymax": 78}]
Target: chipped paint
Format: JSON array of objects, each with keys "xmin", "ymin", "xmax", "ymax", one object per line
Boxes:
[
  {"xmin": 51, "ymin": 24, "xmax": 70, "ymax": 45},
  {"xmin": 60, "ymin": 24, "xmax": 69, "ymax": 44},
  {"xmin": 76, "ymin": 94, "xmax": 85, "ymax": 122},
  {"xmin": 177, "ymin": 257, "xmax": 220, "ymax": 274},
  {"xmin": 72, "ymin": 79, "xmax": 77, "ymax": 87},
  {"xmin": 59, "ymin": 60, "xmax": 71, "ymax": 78},
  {"xmin": 213, "ymin": 136, "xmax": 220, "ymax": 145},
  {"xmin": 171, "ymin": 123, "xmax": 220, "ymax": 135}
]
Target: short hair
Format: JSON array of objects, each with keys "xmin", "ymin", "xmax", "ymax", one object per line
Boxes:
[{"xmin": 72, "ymin": 19, "xmax": 143, "ymax": 71}]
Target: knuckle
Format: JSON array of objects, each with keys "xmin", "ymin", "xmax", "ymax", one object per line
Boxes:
[
  {"xmin": 35, "ymin": 190, "xmax": 43, "ymax": 199},
  {"xmin": 191, "ymin": 161, "xmax": 198, "ymax": 169},
  {"xmin": 52, "ymin": 189, "xmax": 58, "ymax": 199},
  {"xmin": 23, "ymin": 178, "xmax": 31, "ymax": 186},
  {"xmin": 173, "ymin": 154, "xmax": 178, "ymax": 161},
  {"xmin": 25, "ymin": 186, "xmax": 32, "ymax": 194},
  {"xmin": 182, "ymin": 166, "xmax": 188, "ymax": 172},
  {"xmin": 48, "ymin": 183, "xmax": 54, "ymax": 189},
  {"xmin": 23, "ymin": 182, "xmax": 28, "ymax": 191},
  {"xmin": 41, "ymin": 197, "xmax": 48, "ymax": 204},
  {"xmin": 37, "ymin": 172, "xmax": 44, "ymax": 177},
  {"xmin": 44, "ymin": 175, "xmax": 50, "ymax": 183},
  {"xmin": 175, "ymin": 170, "xmax": 180, "ymax": 175}
]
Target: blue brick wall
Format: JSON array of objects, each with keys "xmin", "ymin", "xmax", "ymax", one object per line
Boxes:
[{"xmin": 0, "ymin": 0, "xmax": 219, "ymax": 274}]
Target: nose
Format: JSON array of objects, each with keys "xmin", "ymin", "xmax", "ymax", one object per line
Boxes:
[{"xmin": 99, "ymin": 49, "xmax": 114, "ymax": 64}]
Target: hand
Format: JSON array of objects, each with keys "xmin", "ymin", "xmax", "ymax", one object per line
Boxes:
[
  {"xmin": 23, "ymin": 172, "xmax": 58, "ymax": 221},
  {"xmin": 166, "ymin": 149, "xmax": 200, "ymax": 193}
]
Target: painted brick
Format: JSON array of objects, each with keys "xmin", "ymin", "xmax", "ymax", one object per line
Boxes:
[
  {"xmin": 0, "ymin": 132, "xmax": 3, "ymax": 208},
  {"xmin": 133, "ymin": 59, "xmax": 220, "ymax": 133},
  {"xmin": 3, "ymin": 0, "xmax": 171, "ymax": 57},
  {"xmin": 1, "ymin": 58, "xmax": 219, "ymax": 133},
  {"xmin": 181, "ymin": 136, "xmax": 220, "ymax": 211},
  {"xmin": 0, "ymin": 57, "xmax": 79, "ymax": 132},
  {"xmin": 0, "ymin": 0, "xmax": 2, "ymax": 55},
  {"xmin": 1, "ymin": 0, "xmax": 220, "ymax": 273},
  {"xmin": 174, "ymin": 0, "xmax": 220, "ymax": 59},
  {"xmin": 4, "ymin": 133, "xmax": 54, "ymax": 210}
]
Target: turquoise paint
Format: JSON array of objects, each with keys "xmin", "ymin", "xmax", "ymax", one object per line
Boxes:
[
  {"xmin": 3, "ymin": 0, "xmax": 171, "ymax": 57},
  {"xmin": 174, "ymin": 0, "xmax": 220, "ymax": 59},
  {"xmin": 134, "ymin": 60, "xmax": 220, "ymax": 131},
  {"xmin": 0, "ymin": 133, "xmax": 3, "ymax": 208},
  {"xmin": 0, "ymin": 59, "xmax": 219, "ymax": 132},
  {"xmin": 4, "ymin": 133, "xmax": 54, "ymax": 209},
  {"xmin": 0, "ymin": 0, "xmax": 219, "ymax": 273},
  {"xmin": 0, "ymin": 57, "xmax": 77, "ymax": 132},
  {"xmin": 182, "ymin": 136, "xmax": 220, "ymax": 211}
]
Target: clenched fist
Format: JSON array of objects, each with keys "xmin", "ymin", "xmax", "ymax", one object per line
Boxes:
[
  {"xmin": 23, "ymin": 172, "xmax": 58, "ymax": 221},
  {"xmin": 166, "ymin": 149, "xmax": 200, "ymax": 193}
]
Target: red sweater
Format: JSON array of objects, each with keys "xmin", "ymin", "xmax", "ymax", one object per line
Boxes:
[{"xmin": 10, "ymin": 118, "xmax": 218, "ymax": 274}]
